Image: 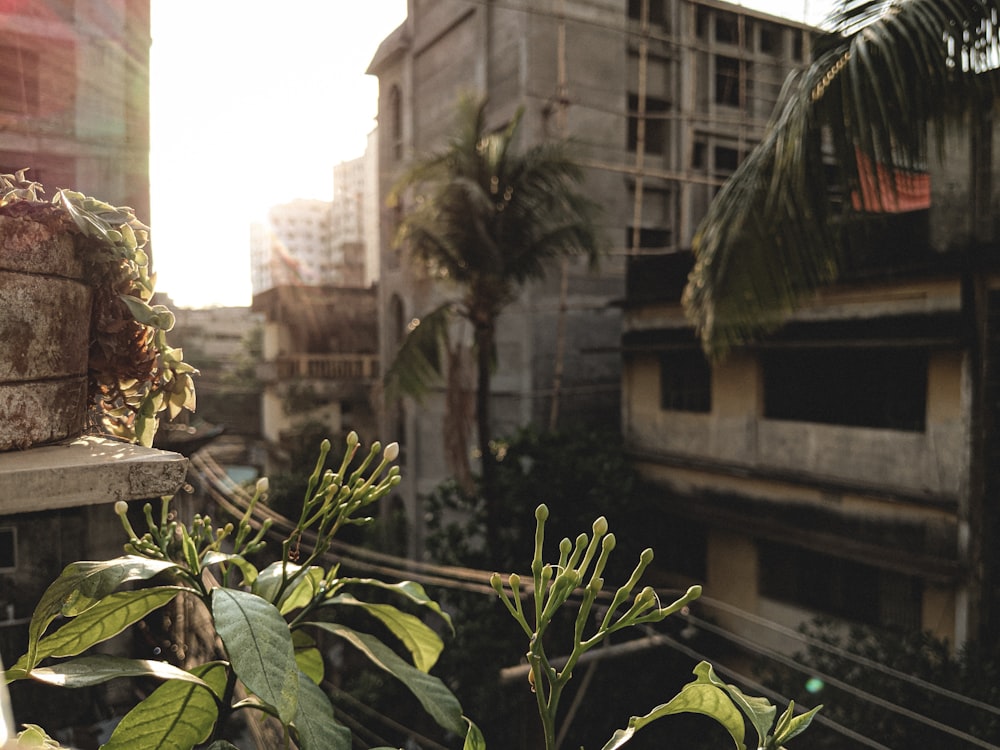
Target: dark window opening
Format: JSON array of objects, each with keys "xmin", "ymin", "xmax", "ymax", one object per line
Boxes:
[
  {"xmin": 0, "ymin": 527, "xmax": 16, "ymax": 571},
  {"xmin": 692, "ymin": 141, "xmax": 706, "ymax": 169},
  {"xmin": 696, "ymin": 6, "xmax": 708, "ymax": 38},
  {"xmin": 763, "ymin": 347, "xmax": 928, "ymax": 432},
  {"xmin": 715, "ymin": 11, "xmax": 739, "ymax": 44},
  {"xmin": 389, "ymin": 85, "xmax": 402, "ymax": 161},
  {"xmin": 714, "ymin": 145, "xmax": 739, "ymax": 172},
  {"xmin": 660, "ymin": 350, "xmax": 711, "ymax": 413},
  {"xmin": 627, "ymin": 0, "xmax": 667, "ymax": 26},
  {"xmin": 760, "ymin": 543, "xmax": 922, "ymax": 630},
  {"xmin": 628, "ymin": 94, "xmax": 670, "ymax": 154},
  {"xmin": 715, "ymin": 55, "xmax": 743, "ymax": 107},
  {"xmin": 626, "ymin": 226, "xmax": 671, "ymax": 250},
  {"xmin": 760, "ymin": 22, "xmax": 781, "ymax": 55}
]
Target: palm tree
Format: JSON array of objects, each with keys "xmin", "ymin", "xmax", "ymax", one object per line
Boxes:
[
  {"xmin": 684, "ymin": 0, "xmax": 1000, "ymax": 355},
  {"xmin": 385, "ymin": 94, "xmax": 604, "ymax": 544},
  {"xmin": 681, "ymin": 0, "xmax": 1000, "ymax": 640}
]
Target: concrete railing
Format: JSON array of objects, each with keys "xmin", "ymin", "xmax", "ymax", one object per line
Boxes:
[{"xmin": 262, "ymin": 354, "xmax": 379, "ymax": 382}]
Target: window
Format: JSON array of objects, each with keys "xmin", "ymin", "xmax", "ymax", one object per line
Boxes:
[
  {"xmin": 660, "ymin": 350, "xmax": 711, "ymax": 413},
  {"xmin": 389, "ymin": 85, "xmax": 402, "ymax": 161},
  {"xmin": 626, "ymin": 226, "xmax": 671, "ymax": 250},
  {"xmin": 0, "ymin": 44, "xmax": 39, "ymax": 115},
  {"xmin": 714, "ymin": 11, "xmax": 739, "ymax": 44},
  {"xmin": 628, "ymin": 94, "xmax": 669, "ymax": 154},
  {"xmin": 714, "ymin": 145, "xmax": 739, "ymax": 172},
  {"xmin": 715, "ymin": 56, "xmax": 743, "ymax": 107},
  {"xmin": 760, "ymin": 543, "xmax": 922, "ymax": 630},
  {"xmin": 762, "ymin": 347, "xmax": 928, "ymax": 431},
  {"xmin": 627, "ymin": 0, "xmax": 666, "ymax": 26},
  {"xmin": 0, "ymin": 527, "xmax": 15, "ymax": 571},
  {"xmin": 759, "ymin": 22, "xmax": 781, "ymax": 55}
]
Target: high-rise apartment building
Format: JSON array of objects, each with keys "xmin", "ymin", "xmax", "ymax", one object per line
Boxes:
[{"xmin": 367, "ymin": 0, "xmax": 807, "ymax": 552}]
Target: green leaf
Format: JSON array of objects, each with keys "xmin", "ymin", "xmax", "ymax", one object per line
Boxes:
[
  {"xmin": 28, "ymin": 655, "xmax": 207, "ymax": 689},
  {"xmin": 326, "ymin": 594, "xmax": 444, "ymax": 672},
  {"xmin": 278, "ymin": 567, "xmax": 325, "ymax": 614},
  {"xmin": 601, "ymin": 679, "xmax": 746, "ymax": 750},
  {"xmin": 463, "ymin": 718, "xmax": 487, "ymax": 750},
  {"xmin": 772, "ymin": 703, "xmax": 823, "ymax": 746},
  {"xmin": 211, "ymin": 588, "xmax": 299, "ymax": 724},
  {"xmin": 293, "ymin": 631, "xmax": 324, "ymax": 685},
  {"xmin": 312, "ymin": 621, "xmax": 465, "ymax": 737},
  {"xmin": 291, "ymin": 670, "xmax": 351, "ymax": 750},
  {"xmin": 99, "ymin": 662, "xmax": 227, "ymax": 750},
  {"xmin": 202, "ymin": 551, "xmax": 259, "ymax": 587},
  {"xmin": 8, "ymin": 588, "xmax": 180, "ymax": 679},
  {"xmin": 25, "ymin": 557, "xmax": 179, "ymax": 673},
  {"xmin": 692, "ymin": 661, "xmax": 775, "ymax": 747},
  {"xmin": 339, "ymin": 578, "xmax": 454, "ymax": 632}
]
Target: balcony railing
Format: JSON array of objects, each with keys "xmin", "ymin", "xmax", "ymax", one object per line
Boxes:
[{"xmin": 262, "ymin": 354, "xmax": 379, "ymax": 383}]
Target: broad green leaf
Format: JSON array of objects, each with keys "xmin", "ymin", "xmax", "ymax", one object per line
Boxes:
[
  {"xmin": 8, "ymin": 588, "xmax": 180, "ymax": 679},
  {"xmin": 336, "ymin": 578, "xmax": 453, "ymax": 632},
  {"xmin": 279, "ymin": 567, "xmax": 325, "ymax": 614},
  {"xmin": 212, "ymin": 588, "xmax": 299, "ymax": 724},
  {"xmin": 202, "ymin": 551, "xmax": 259, "ymax": 587},
  {"xmin": 326, "ymin": 593, "xmax": 444, "ymax": 672},
  {"xmin": 28, "ymin": 655, "xmax": 207, "ymax": 689},
  {"xmin": 313, "ymin": 622, "xmax": 465, "ymax": 737},
  {"xmin": 601, "ymin": 681, "xmax": 746, "ymax": 750},
  {"xmin": 463, "ymin": 718, "xmax": 487, "ymax": 750},
  {"xmin": 291, "ymin": 670, "xmax": 351, "ymax": 750},
  {"xmin": 292, "ymin": 631, "xmax": 324, "ymax": 685},
  {"xmin": 99, "ymin": 662, "xmax": 227, "ymax": 750},
  {"xmin": 773, "ymin": 703, "xmax": 823, "ymax": 746},
  {"xmin": 25, "ymin": 557, "xmax": 179, "ymax": 673},
  {"xmin": 692, "ymin": 661, "xmax": 775, "ymax": 747},
  {"xmin": 252, "ymin": 561, "xmax": 306, "ymax": 605}
]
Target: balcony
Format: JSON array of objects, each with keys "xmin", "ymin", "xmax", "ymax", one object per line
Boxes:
[{"xmin": 259, "ymin": 354, "xmax": 379, "ymax": 383}]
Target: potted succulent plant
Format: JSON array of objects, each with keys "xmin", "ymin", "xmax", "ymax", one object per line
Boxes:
[{"xmin": 0, "ymin": 170, "xmax": 194, "ymax": 450}]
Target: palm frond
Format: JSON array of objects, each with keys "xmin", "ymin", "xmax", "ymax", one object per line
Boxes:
[
  {"xmin": 383, "ymin": 302, "xmax": 456, "ymax": 402},
  {"xmin": 684, "ymin": 0, "xmax": 1000, "ymax": 356}
]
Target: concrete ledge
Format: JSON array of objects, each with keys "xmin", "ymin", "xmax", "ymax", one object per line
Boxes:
[{"xmin": 0, "ymin": 436, "xmax": 188, "ymax": 515}]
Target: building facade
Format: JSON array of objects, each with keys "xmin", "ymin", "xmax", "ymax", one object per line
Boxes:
[
  {"xmin": 621, "ymin": 8, "xmax": 1000, "ymax": 654},
  {"xmin": 370, "ymin": 0, "xmax": 701, "ymax": 539},
  {"xmin": 0, "ymin": 0, "xmax": 150, "ymax": 223}
]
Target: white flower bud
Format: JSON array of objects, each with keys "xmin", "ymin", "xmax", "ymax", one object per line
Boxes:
[
  {"xmin": 256, "ymin": 477, "xmax": 269, "ymax": 495},
  {"xmin": 114, "ymin": 501, "xmax": 128, "ymax": 516},
  {"xmin": 383, "ymin": 442, "xmax": 399, "ymax": 462}
]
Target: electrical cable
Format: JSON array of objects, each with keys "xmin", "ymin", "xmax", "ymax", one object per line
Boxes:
[{"xmin": 190, "ymin": 448, "xmax": 1000, "ymax": 746}]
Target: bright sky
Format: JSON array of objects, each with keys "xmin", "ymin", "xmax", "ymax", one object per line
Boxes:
[{"xmin": 148, "ymin": 0, "xmax": 832, "ymax": 309}]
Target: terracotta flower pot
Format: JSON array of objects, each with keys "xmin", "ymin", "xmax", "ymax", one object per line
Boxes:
[{"xmin": 0, "ymin": 208, "xmax": 91, "ymax": 450}]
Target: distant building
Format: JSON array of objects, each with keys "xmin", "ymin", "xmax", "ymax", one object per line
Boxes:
[
  {"xmin": 332, "ymin": 156, "xmax": 368, "ymax": 287},
  {"xmin": 250, "ymin": 199, "xmax": 334, "ymax": 293},
  {"xmin": 366, "ymin": 0, "xmax": 805, "ymax": 550},
  {"xmin": 0, "ymin": 0, "xmax": 150, "ymax": 221},
  {"xmin": 252, "ymin": 286, "xmax": 380, "ymax": 472}
]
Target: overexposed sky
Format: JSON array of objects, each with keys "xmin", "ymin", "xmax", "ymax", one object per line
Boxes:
[
  {"xmin": 149, "ymin": 1, "xmax": 407, "ymax": 308},
  {"xmin": 148, "ymin": 0, "xmax": 833, "ymax": 309}
]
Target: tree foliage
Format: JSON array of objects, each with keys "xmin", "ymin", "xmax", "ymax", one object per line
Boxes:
[{"xmin": 684, "ymin": 0, "xmax": 1000, "ymax": 355}]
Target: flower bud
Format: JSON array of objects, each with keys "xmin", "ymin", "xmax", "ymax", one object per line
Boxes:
[
  {"xmin": 535, "ymin": 504, "xmax": 549, "ymax": 522},
  {"xmin": 114, "ymin": 500, "xmax": 128, "ymax": 516},
  {"xmin": 383, "ymin": 442, "xmax": 400, "ymax": 462},
  {"xmin": 592, "ymin": 516, "xmax": 609, "ymax": 536},
  {"xmin": 256, "ymin": 477, "xmax": 269, "ymax": 495}
]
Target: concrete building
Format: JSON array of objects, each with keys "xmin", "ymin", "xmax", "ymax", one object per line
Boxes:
[
  {"xmin": 252, "ymin": 285, "xmax": 380, "ymax": 472},
  {"xmin": 250, "ymin": 199, "xmax": 334, "ymax": 293},
  {"xmin": 619, "ymin": 4, "xmax": 999, "ymax": 655},
  {"xmin": 0, "ymin": 0, "xmax": 150, "ymax": 223},
  {"xmin": 332, "ymin": 155, "xmax": 368, "ymax": 288},
  {"xmin": 368, "ymin": 0, "xmax": 642, "ymax": 538}
]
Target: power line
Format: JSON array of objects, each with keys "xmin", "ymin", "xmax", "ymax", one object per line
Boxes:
[{"xmin": 190, "ymin": 449, "xmax": 1000, "ymax": 747}]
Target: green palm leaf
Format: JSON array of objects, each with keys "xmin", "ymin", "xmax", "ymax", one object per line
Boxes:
[{"xmin": 684, "ymin": 0, "xmax": 1000, "ymax": 354}]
